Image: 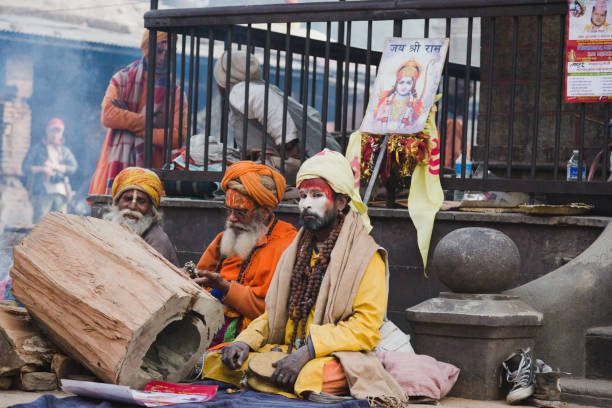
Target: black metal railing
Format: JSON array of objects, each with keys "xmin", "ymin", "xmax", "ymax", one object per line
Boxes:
[{"xmin": 142, "ymin": 0, "xmax": 611, "ymax": 198}]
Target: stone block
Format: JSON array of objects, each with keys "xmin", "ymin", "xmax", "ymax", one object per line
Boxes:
[
  {"xmin": 406, "ymin": 293, "xmax": 542, "ymax": 400},
  {"xmin": 585, "ymin": 326, "xmax": 612, "ymax": 380}
]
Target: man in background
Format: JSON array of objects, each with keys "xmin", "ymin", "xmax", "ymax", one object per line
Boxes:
[
  {"xmin": 89, "ymin": 30, "xmax": 188, "ymax": 196},
  {"xmin": 23, "ymin": 118, "xmax": 77, "ymax": 223}
]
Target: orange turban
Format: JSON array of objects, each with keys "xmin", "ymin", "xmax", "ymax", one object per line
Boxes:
[
  {"xmin": 111, "ymin": 167, "xmax": 164, "ymax": 208},
  {"xmin": 140, "ymin": 29, "xmax": 169, "ymax": 57},
  {"xmin": 221, "ymin": 161, "xmax": 286, "ymax": 208}
]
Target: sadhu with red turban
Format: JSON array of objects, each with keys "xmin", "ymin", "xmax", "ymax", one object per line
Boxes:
[{"xmin": 193, "ymin": 161, "xmax": 297, "ymax": 350}]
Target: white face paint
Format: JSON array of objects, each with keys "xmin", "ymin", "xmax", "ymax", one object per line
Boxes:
[{"xmin": 298, "ymin": 188, "xmax": 331, "ymax": 219}]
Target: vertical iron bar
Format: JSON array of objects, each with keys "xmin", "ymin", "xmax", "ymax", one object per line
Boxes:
[
  {"xmin": 530, "ymin": 15, "xmax": 542, "ymax": 179},
  {"xmin": 470, "ymin": 80, "xmax": 477, "ymax": 159},
  {"xmin": 311, "ymin": 56, "xmax": 317, "ymax": 108},
  {"xmin": 190, "ymin": 34, "xmax": 200, "ymax": 158},
  {"xmin": 166, "ymin": 32, "xmax": 177, "ymax": 167},
  {"xmin": 578, "ymin": 104, "xmax": 585, "ymax": 181},
  {"xmin": 221, "ymin": 27, "xmax": 232, "ymax": 174},
  {"xmin": 299, "ymin": 54, "xmax": 305, "ymax": 104},
  {"xmin": 275, "ymin": 49, "xmax": 281, "ymax": 87},
  {"xmin": 178, "ymin": 34, "xmax": 186, "ymax": 148},
  {"xmin": 280, "ymin": 22, "xmax": 292, "ymax": 175},
  {"xmin": 341, "ymin": 21, "xmax": 352, "ymax": 150},
  {"xmin": 335, "ymin": 21, "xmax": 345, "ymax": 131},
  {"xmin": 241, "ymin": 24, "xmax": 252, "ymax": 160},
  {"xmin": 393, "ymin": 19, "xmax": 402, "ymax": 37},
  {"xmin": 484, "ymin": 18, "xmax": 494, "ymax": 181},
  {"xmin": 184, "ymin": 32, "xmax": 195, "ymax": 171},
  {"xmin": 460, "ymin": 17, "xmax": 473, "ymax": 178},
  {"xmin": 352, "ymin": 63, "xmax": 358, "ymax": 130},
  {"xmin": 604, "ymin": 107, "xmax": 610, "ymax": 181},
  {"xmin": 322, "ymin": 21, "xmax": 331, "ymax": 151},
  {"xmin": 144, "ymin": 29, "xmax": 157, "ymax": 168},
  {"xmin": 363, "ymin": 20, "xmax": 372, "ymax": 116},
  {"xmin": 451, "ymin": 78, "xmax": 459, "ymax": 173},
  {"xmin": 300, "ymin": 22, "xmax": 311, "ymax": 163},
  {"xmin": 424, "ymin": 18, "xmax": 430, "ymax": 37},
  {"xmin": 162, "ymin": 31, "xmax": 172, "ymax": 168},
  {"xmin": 262, "ymin": 23, "xmax": 271, "ymax": 164},
  {"xmin": 204, "ymin": 27, "xmax": 214, "ymax": 170},
  {"xmin": 440, "ymin": 18, "xmax": 451, "ymax": 170},
  {"xmin": 553, "ymin": 15, "xmax": 564, "ymax": 181},
  {"xmin": 508, "ymin": 16, "xmax": 518, "ymax": 178}
]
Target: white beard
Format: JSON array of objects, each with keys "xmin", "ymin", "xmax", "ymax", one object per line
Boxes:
[
  {"xmin": 219, "ymin": 217, "xmax": 267, "ymax": 260},
  {"xmin": 104, "ymin": 205, "xmax": 155, "ymax": 237}
]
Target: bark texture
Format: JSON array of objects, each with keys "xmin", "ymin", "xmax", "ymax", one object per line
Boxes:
[{"xmin": 10, "ymin": 213, "xmax": 224, "ymax": 388}]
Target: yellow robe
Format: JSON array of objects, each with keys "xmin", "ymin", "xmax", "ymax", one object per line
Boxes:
[{"xmin": 202, "ymin": 251, "xmax": 387, "ymax": 398}]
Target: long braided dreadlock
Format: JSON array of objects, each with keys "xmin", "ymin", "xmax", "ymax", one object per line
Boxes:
[{"xmin": 286, "ymin": 211, "xmax": 346, "ymax": 353}]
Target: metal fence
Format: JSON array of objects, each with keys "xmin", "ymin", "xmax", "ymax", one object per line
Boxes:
[{"xmin": 142, "ymin": 0, "xmax": 611, "ymax": 199}]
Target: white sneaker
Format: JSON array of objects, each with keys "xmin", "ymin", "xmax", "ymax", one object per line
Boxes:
[{"xmin": 502, "ymin": 348, "xmax": 536, "ymax": 404}]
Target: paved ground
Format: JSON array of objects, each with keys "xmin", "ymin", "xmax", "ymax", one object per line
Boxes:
[{"xmin": 0, "ymin": 391, "xmax": 602, "ymax": 408}]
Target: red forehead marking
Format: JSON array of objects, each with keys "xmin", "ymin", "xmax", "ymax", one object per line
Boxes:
[{"xmin": 298, "ymin": 178, "xmax": 333, "ymax": 201}]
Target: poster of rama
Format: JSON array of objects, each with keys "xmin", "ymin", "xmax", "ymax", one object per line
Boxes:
[
  {"xmin": 360, "ymin": 37, "xmax": 449, "ymax": 134},
  {"xmin": 566, "ymin": 0, "xmax": 612, "ymax": 102}
]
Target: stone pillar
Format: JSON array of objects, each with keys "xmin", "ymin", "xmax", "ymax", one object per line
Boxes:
[{"xmin": 406, "ymin": 228, "xmax": 542, "ymax": 400}]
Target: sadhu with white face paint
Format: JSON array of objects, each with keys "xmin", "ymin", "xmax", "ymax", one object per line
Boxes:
[
  {"xmin": 201, "ymin": 150, "xmax": 407, "ymax": 403},
  {"xmin": 104, "ymin": 167, "xmax": 179, "ymax": 266}
]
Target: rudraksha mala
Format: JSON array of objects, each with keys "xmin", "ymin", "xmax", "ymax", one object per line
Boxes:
[{"xmin": 287, "ymin": 212, "xmax": 346, "ymax": 353}]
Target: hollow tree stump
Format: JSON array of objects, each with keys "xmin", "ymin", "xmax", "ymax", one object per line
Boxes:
[{"xmin": 10, "ymin": 213, "xmax": 224, "ymax": 388}]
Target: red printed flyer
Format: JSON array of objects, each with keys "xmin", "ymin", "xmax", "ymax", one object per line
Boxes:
[{"xmin": 566, "ymin": 0, "xmax": 612, "ymax": 103}]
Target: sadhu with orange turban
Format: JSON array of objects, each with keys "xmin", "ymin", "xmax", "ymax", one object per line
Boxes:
[
  {"xmin": 104, "ymin": 167, "xmax": 179, "ymax": 266},
  {"xmin": 192, "ymin": 161, "xmax": 297, "ymax": 351}
]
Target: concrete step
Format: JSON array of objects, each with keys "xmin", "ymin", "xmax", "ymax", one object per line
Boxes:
[
  {"xmin": 561, "ymin": 377, "xmax": 612, "ymax": 408},
  {"xmin": 586, "ymin": 326, "xmax": 612, "ymax": 379}
]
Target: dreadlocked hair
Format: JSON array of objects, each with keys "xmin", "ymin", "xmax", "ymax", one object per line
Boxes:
[{"xmin": 286, "ymin": 211, "xmax": 346, "ymax": 353}]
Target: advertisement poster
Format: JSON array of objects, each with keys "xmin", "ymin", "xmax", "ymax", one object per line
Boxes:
[
  {"xmin": 360, "ymin": 37, "xmax": 449, "ymax": 134},
  {"xmin": 566, "ymin": 0, "xmax": 612, "ymax": 102}
]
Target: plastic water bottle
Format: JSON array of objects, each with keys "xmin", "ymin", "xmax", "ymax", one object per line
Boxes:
[
  {"xmin": 453, "ymin": 154, "xmax": 472, "ymax": 201},
  {"xmin": 566, "ymin": 149, "xmax": 586, "ymax": 181},
  {"xmin": 455, "ymin": 154, "xmax": 473, "ymax": 178}
]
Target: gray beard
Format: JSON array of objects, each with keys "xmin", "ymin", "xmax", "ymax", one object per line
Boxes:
[
  {"xmin": 219, "ymin": 217, "xmax": 268, "ymax": 260},
  {"xmin": 103, "ymin": 205, "xmax": 155, "ymax": 237}
]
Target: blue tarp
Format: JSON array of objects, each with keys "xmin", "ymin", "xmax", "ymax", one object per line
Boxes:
[{"xmin": 10, "ymin": 386, "xmax": 369, "ymax": 408}]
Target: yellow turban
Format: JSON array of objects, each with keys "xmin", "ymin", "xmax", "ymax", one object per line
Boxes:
[
  {"xmin": 296, "ymin": 149, "xmax": 372, "ymax": 232},
  {"xmin": 140, "ymin": 29, "xmax": 169, "ymax": 57},
  {"xmin": 221, "ymin": 161, "xmax": 286, "ymax": 208},
  {"xmin": 111, "ymin": 167, "xmax": 164, "ymax": 208}
]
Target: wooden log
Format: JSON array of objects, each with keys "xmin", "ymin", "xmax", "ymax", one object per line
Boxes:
[
  {"xmin": 18, "ymin": 371, "xmax": 57, "ymax": 391},
  {"xmin": 0, "ymin": 300, "xmax": 55, "ymax": 377},
  {"xmin": 51, "ymin": 353, "xmax": 92, "ymax": 382},
  {"xmin": 10, "ymin": 213, "xmax": 224, "ymax": 389}
]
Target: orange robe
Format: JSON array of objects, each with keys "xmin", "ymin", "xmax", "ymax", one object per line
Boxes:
[
  {"xmin": 89, "ymin": 73, "xmax": 187, "ymax": 195},
  {"xmin": 197, "ymin": 218, "xmax": 297, "ymax": 322}
]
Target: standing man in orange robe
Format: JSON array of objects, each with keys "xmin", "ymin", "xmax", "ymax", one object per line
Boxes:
[
  {"xmin": 89, "ymin": 30, "xmax": 188, "ymax": 196},
  {"xmin": 193, "ymin": 161, "xmax": 297, "ymax": 348}
]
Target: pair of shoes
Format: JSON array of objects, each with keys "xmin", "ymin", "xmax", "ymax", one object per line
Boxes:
[
  {"xmin": 529, "ymin": 359, "xmax": 562, "ymax": 407},
  {"xmin": 502, "ymin": 348, "xmax": 536, "ymax": 404}
]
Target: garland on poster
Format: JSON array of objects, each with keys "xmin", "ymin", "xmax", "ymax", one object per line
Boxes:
[{"xmin": 566, "ymin": 0, "xmax": 612, "ymax": 103}]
